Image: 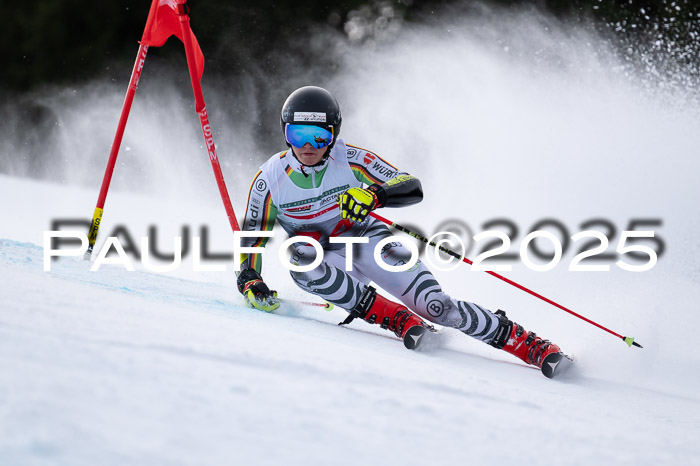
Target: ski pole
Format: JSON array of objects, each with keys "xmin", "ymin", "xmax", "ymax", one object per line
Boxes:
[
  {"xmin": 280, "ymin": 299, "xmax": 334, "ymax": 310},
  {"xmin": 369, "ymin": 211, "xmax": 642, "ymax": 348}
]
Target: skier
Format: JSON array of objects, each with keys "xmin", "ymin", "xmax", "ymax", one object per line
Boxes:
[{"xmin": 237, "ymin": 86, "xmax": 568, "ymax": 377}]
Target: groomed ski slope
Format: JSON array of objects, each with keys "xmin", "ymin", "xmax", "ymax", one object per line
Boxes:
[{"xmin": 1, "ymin": 175, "xmax": 699, "ymax": 466}]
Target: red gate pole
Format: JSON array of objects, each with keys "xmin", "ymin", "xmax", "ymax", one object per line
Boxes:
[
  {"xmin": 85, "ymin": 44, "xmax": 150, "ymax": 259},
  {"xmin": 175, "ymin": 1, "xmax": 240, "ymax": 233}
]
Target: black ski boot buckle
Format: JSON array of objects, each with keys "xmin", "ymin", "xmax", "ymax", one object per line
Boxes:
[{"xmin": 339, "ymin": 285, "xmax": 377, "ymax": 326}]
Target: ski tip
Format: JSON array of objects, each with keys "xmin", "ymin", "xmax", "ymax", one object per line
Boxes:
[{"xmin": 623, "ymin": 336, "xmax": 643, "ymax": 348}]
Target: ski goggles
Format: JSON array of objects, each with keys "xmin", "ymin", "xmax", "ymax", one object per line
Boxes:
[{"xmin": 285, "ymin": 124, "xmax": 334, "ymax": 149}]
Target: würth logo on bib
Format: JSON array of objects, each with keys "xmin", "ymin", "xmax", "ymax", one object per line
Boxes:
[{"xmin": 294, "ymin": 112, "xmax": 326, "ymax": 122}]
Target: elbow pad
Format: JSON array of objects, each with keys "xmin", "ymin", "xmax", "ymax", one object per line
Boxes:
[{"xmin": 367, "ymin": 175, "xmax": 423, "ymax": 208}]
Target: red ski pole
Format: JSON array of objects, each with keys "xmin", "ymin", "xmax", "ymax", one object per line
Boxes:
[
  {"xmin": 176, "ymin": 1, "xmax": 240, "ymax": 233},
  {"xmin": 369, "ymin": 211, "xmax": 643, "ymax": 348},
  {"xmin": 84, "ymin": 44, "xmax": 149, "ymax": 259}
]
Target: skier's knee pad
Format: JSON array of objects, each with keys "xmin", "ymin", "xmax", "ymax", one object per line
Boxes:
[
  {"xmin": 417, "ymin": 291, "xmax": 462, "ymax": 327},
  {"xmin": 288, "ymin": 244, "xmax": 323, "ymax": 287},
  {"xmin": 288, "ymin": 244, "xmax": 321, "ymax": 267},
  {"xmin": 376, "ymin": 240, "xmax": 418, "ymax": 268}
]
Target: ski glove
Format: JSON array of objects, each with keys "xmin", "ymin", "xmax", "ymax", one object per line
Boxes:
[
  {"xmin": 338, "ymin": 186, "xmax": 383, "ymax": 223},
  {"xmin": 237, "ymin": 268, "xmax": 280, "ymax": 312}
]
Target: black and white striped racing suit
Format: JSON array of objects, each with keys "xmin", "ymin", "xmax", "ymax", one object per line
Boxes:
[{"xmin": 239, "ymin": 138, "xmax": 499, "ymax": 341}]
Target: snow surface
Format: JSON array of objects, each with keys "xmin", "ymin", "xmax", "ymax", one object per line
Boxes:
[
  {"xmin": 4, "ymin": 8, "xmax": 700, "ymax": 466},
  {"xmin": 2, "ymin": 174, "xmax": 699, "ymax": 465}
]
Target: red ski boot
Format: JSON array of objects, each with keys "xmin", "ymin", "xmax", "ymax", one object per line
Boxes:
[
  {"xmin": 489, "ymin": 310, "xmax": 571, "ymax": 378},
  {"xmin": 342, "ymin": 286, "xmax": 433, "ymax": 350}
]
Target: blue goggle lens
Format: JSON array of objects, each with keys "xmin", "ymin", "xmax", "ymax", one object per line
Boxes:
[{"xmin": 285, "ymin": 124, "xmax": 334, "ymax": 149}]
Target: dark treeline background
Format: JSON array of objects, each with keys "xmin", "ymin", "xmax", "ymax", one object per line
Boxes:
[{"xmin": 4, "ymin": 0, "xmax": 700, "ymax": 93}]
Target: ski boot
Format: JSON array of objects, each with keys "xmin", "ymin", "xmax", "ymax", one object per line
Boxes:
[
  {"xmin": 489, "ymin": 310, "xmax": 571, "ymax": 378},
  {"xmin": 341, "ymin": 286, "xmax": 433, "ymax": 350}
]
